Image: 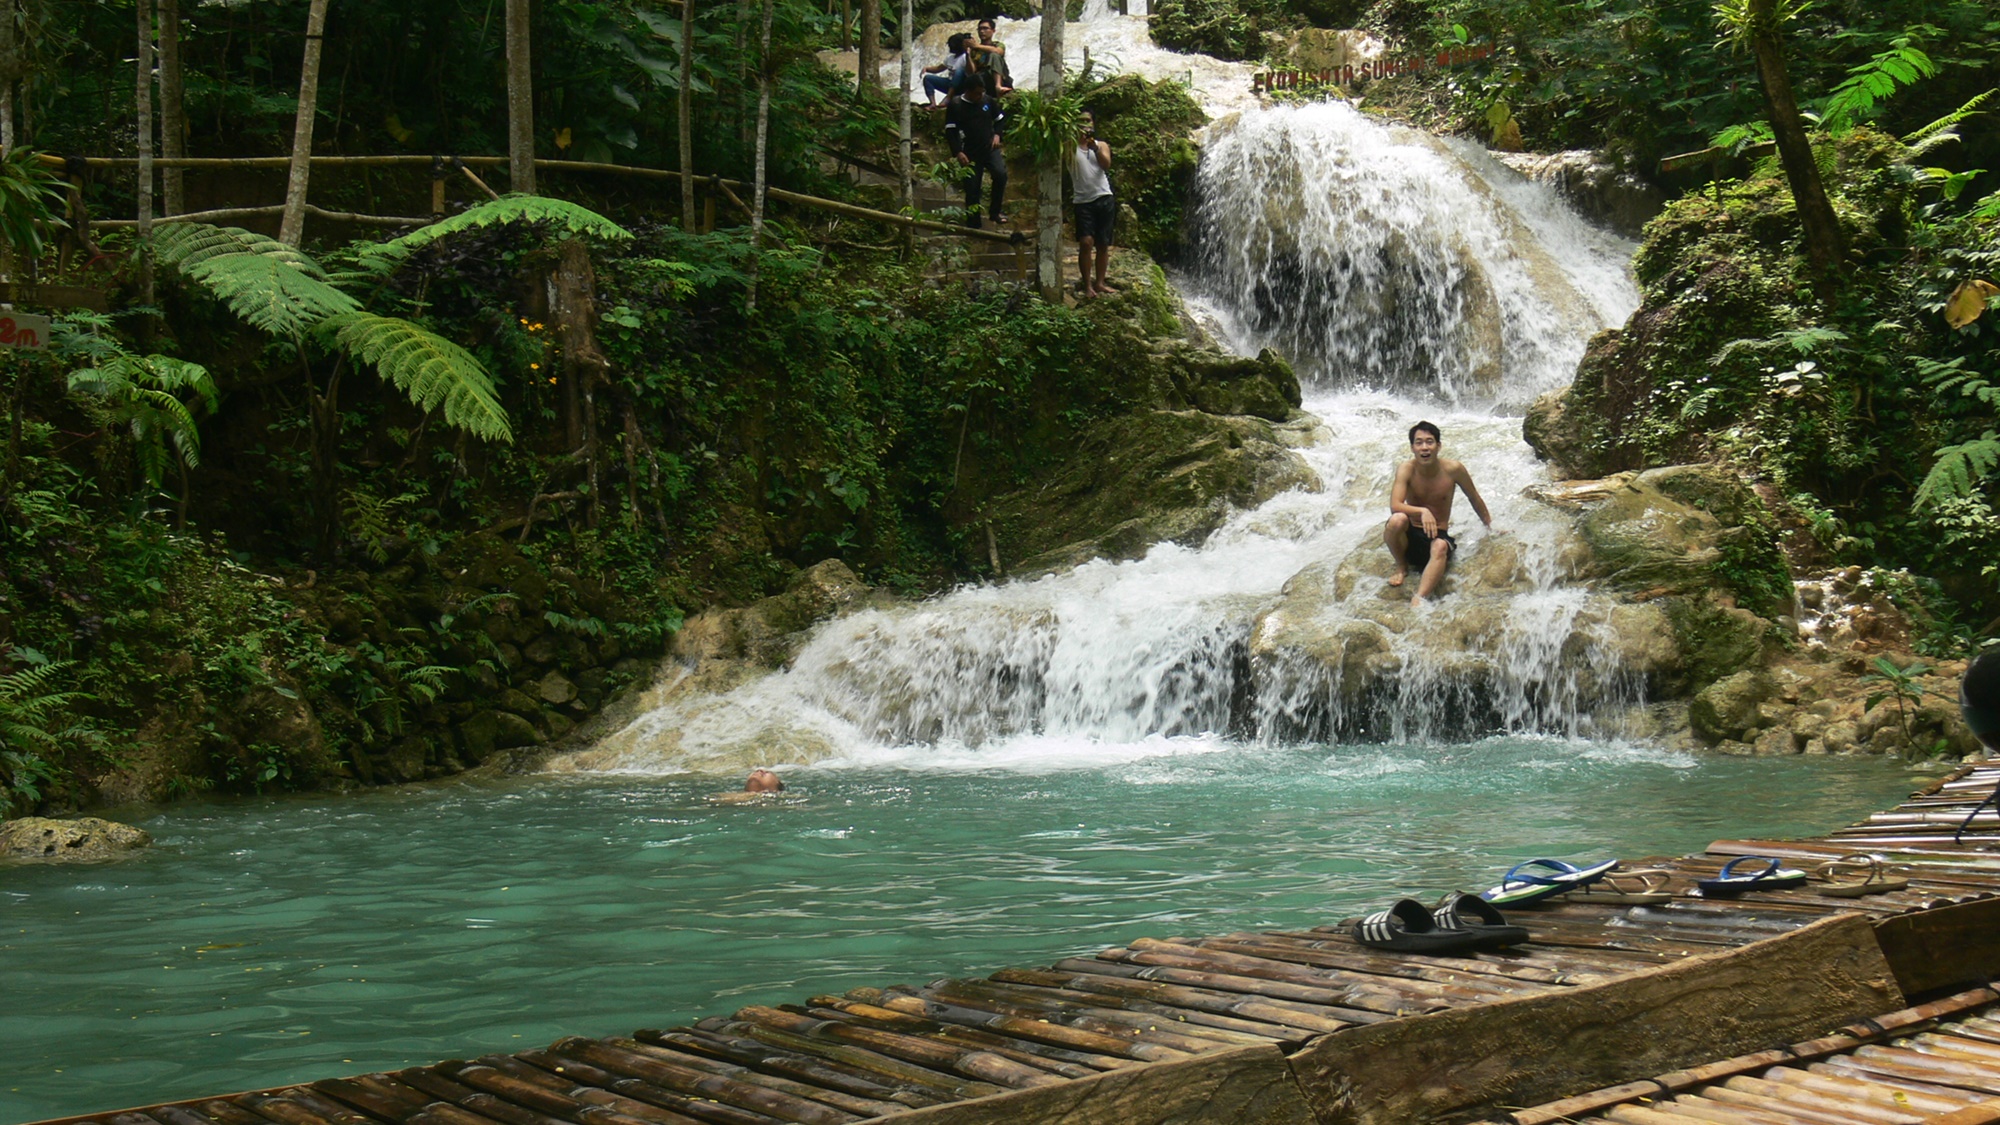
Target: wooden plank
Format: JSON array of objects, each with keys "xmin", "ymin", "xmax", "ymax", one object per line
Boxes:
[
  {"xmin": 0, "ymin": 282, "xmax": 110, "ymax": 310},
  {"xmin": 1875, "ymin": 898, "xmax": 2000, "ymax": 995},
  {"xmin": 1286, "ymin": 914, "xmax": 1903, "ymax": 1125},
  {"xmin": 850, "ymin": 1043, "xmax": 1317, "ymax": 1125}
]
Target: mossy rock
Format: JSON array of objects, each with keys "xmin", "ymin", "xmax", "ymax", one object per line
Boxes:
[
  {"xmin": 983, "ymin": 409, "xmax": 1318, "ymax": 575},
  {"xmin": 1576, "ymin": 466, "xmax": 1792, "ymax": 616}
]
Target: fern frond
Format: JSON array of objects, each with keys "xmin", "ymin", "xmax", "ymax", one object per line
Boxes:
[
  {"xmin": 1821, "ymin": 40, "xmax": 1937, "ymax": 134},
  {"xmin": 319, "ymin": 312, "xmax": 513, "ymax": 443},
  {"xmin": 387, "ymin": 195, "xmax": 632, "ymax": 254},
  {"xmin": 1915, "ymin": 430, "xmax": 2000, "ymax": 511},
  {"xmin": 153, "ymin": 224, "xmax": 358, "ymax": 337},
  {"xmin": 153, "ymin": 223, "xmax": 327, "ymax": 278}
]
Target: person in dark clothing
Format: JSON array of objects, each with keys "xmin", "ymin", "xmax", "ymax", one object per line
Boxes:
[{"xmin": 945, "ymin": 73, "xmax": 1007, "ymax": 228}]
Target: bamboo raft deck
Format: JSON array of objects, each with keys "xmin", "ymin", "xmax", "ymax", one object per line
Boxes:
[
  {"xmin": 1491, "ymin": 983, "xmax": 2000, "ymax": 1125},
  {"xmin": 32, "ymin": 762, "xmax": 2000, "ymax": 1125}
]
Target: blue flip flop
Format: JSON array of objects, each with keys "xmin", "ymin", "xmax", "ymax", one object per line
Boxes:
[
  {"xmin": 1698, "ymin": 855, "xmax": 1807, "ymax": 898},
  {"xmin": 1479, "ymin": 858, "xmax": 1620, "ymax": 907}
]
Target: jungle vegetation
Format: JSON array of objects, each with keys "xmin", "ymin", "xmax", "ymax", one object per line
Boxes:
[{"xmin": 0, "ymin": 0, "xmax": 1996, "ymax": 810}]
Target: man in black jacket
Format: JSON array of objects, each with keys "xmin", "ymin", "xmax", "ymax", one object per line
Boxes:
[{"xmin": 945, "ymin": 74, "xmax": 1006, "ymax": 228}]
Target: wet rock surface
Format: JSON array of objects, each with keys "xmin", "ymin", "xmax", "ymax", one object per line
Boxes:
[{"xmin": 0, "ymin": 817, "xmax": 152, "ymax": 862}]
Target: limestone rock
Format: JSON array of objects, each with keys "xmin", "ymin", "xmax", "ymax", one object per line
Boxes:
[
  {"xmin": 672, "ymin": 559, "xmax": 876, "ymax": 670},
  {"xmin": 0, "ymin": 817, "xmax": 151, "ymax": 862},
  {"xmin": 1689, "ymin": 670, "xmax": 1774, "ymax": 744},
  {"xmin": 986, "ymin": 410, "xmax": 1320, "ymax": 577},
  {"xmin": 537, "ymin": 671, "xmax": 578, "ymax": 705},
  {"xmin": 493, "ymin": 711, "xmax": 544, "ymax": 749},
  {"xmin": 1495, "ymin": 150, "xmax": 1666, "ymax": 239}
]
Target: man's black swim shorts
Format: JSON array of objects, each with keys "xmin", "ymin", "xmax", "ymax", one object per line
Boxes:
[{"xmin": 1403, "ymin": 526, "xmax": 1456, "ymax": 571}]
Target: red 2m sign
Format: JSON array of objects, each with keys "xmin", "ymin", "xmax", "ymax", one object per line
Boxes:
[{"xmin": 0, "ymin": 312, "xmax": 50, "ymax": 349}]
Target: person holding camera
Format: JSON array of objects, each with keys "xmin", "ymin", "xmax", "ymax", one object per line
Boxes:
[
  {"xmin": 1072, "ymin": 109, "xmax": 1115, "ymax": 297},
  {"xmin": 946, "ymin": 73, "xmax": 1008, "ymax": 228}
]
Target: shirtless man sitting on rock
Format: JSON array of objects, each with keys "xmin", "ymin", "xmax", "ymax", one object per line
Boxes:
[{"xmin": 1385, "ymin": 420, "xmax": 1499, "ymax": 608}]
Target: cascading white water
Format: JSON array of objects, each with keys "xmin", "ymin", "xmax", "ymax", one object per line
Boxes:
[{"xmin": 562, "ymin": 83, "xmax": 1644, "ymax": 775}]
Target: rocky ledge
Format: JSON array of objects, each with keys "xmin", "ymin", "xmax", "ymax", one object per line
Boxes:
[{"xmin": 0, "ymin": 816, "xmax": 152, "ymax": 862}]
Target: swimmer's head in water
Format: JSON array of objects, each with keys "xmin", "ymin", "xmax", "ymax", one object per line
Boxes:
[
  {"xmin": 744, "ymin": 769, "xmax": 786, "ymax": 793},
  {"xmin": 1964, "ymin": 652, "xmax": 2000, "ymax": 751}
]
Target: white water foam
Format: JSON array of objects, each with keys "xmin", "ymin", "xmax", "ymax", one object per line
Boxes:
[{"xmin": 563, "ymin": 82, "xmax": 1642, "ymax": 777}]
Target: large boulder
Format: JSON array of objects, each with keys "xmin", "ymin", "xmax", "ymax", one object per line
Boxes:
[
  {"xmin": 1495, "ymin": 150, "xmax": 1665, "ymax": 239},
  {"xmin": 1, "ymin": 817, "xmax": 152, "ymax": 862},
  {"xmin": 983, "ymin": 409, "xmax": 1321, "ymax": 577}
]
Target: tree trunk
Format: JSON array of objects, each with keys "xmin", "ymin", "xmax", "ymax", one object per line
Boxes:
[
  {"xmin": 506, "ymin": 0, "xmax": 536, "ymax": 193},
  {"xmin": 0, "ymin": 0, "xmax": 20, "ymax": 151},
  {"xmin": 857, "ymin": 0, "xmax": 880, "ymax": 91},
  {"xmin": 898, "ymin": 0, "xmax": 912, "ymax": 216},
  {"xmin": 1746, "ymin": 0, "xmax": 1844, "ymax": 289},
  {"xmin": 160, "ymin": 0, "xmax": 186, "ymax": 215},
  {"xmin": 679, "ymin": 0, "xmax": 695, "ymax": 228},
  {"xmin": 136, "ymin": 0, "xmax": 156, "ymax": 308},
  {"xmin": 136, "ymin": 0, "xmax": 154, "ymax": 233},
  {"xmin": 747, "ymin": 0, "xmax": 774, "ymax": 312},
  {"xmin": 900, "ymin": 0, "xmax": 916, "ymax": 220},
  {"xmin": 1036, "ymin": 0, "xmax": 1064, "ymax": 300},
  {"xmin": 278, "ymin": 0, "xmax": 330, "ymax": 247}
]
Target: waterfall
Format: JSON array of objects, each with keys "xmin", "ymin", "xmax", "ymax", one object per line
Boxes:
[{"xmin": 562, "ymin": 101, "xmax": 1643, "ymax": 776}]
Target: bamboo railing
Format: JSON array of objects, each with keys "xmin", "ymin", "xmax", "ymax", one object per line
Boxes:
[{"xmin": 44, "ymin": 152, "xmax": 1029, "ymax": 249}]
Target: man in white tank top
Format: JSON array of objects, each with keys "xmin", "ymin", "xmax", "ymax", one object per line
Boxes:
[{"xmin": 1071, "ymin": 110, "xmax": 1116, "ymax": 298}]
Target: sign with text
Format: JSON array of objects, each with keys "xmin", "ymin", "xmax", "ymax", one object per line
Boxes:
[
  {"xmin": 1253, "ymin": 42, "xmax": 1493, "ymax": 94},
  {"xmin": 0, "ymin": 312, "xmax": 51, "ymax": 349}
]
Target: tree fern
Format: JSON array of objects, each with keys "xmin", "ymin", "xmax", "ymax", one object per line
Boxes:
[
  {"xmin": 1819, "ymin": 38, "xmax": 1937, "ymax": 135},
  {"xmin": 68, "ymin": 353, "xmax": 219, "ymax": 488},
  {"xmin": 318, "ymin": 312, "xmax": 513, "ymax": 443},
  {"xmin": 1916, "ymin": 432, "xmax": 2000, "ymax": 511},
  {"xmin": 1918, "ymin": 356, "xmax": 2000, "ymax": 407},
  {"xmin": 153, "ymin": 223, "xmax": 358, "ymax": 337},
  {"xmin": 386, "ymin": 195, "xmax": 632, "ymax": 253},
  {"xmin": 0, "ymin": 658, "xmax": 84, "ymax": 754},
  {"xmin": 1905, "ymin": 88, "xmax": 1996, "ymax": 156}
]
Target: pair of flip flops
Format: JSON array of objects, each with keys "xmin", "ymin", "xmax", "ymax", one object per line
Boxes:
[
  {"xmin": 1814, "ymin": 854, "xmax": 1912, "ymax": 898},
  {"xmin": 1697, "ymin": 855, "xmax": 1808, "ymax": 897},
  {"xmin": 1479, "ymin": 858, "xmax": 1621, "ymax": 907},
  {"xmin": 1565, "ymin": 868, "xmax": 1674, "ymax": 905},
  {"xmin": 1351, "ymin": 891, "xmax": 1530, "ymax": 953}
]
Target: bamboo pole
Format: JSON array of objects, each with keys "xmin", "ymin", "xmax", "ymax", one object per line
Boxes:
[
  {"xmin": 735, "ymin": 1006, "xmax": 1060, "ymax": 1090},
  {"xmin": 552, "ymin": 1037, "xmax": 863, "ymax": 1124},
  {"xmin": 96, "ymin": 203, "xmax": 428, "ymax": 228},
  {"xmin": 712, "ymin": 1015, "xmax": 1005, "ymax": 1099},
  {"xmin": 980, "ymin": 964, "xmax": 1336, "ymax": 1032},
  {"xmin": 989, "ymin": 966, "xmax": 1352, "ymax": 1034},
  {"xmin": 31, "ymin": 152, "xmax": 1029, "ymax": 245},
  {"xmin": 632, "ymin": 1030, "xmax": 942, "ymax": 1108},
  {"xmin": 822, "ymin": 992, "xmax": 1121, "ymax": 1062},
  {"xmin": 616, "ymin": 1037, "xmax": 904, "ymax": 1118},
  {"xmin": 810, "ymin": 996, "xmax": 1116, "ymax": 1075},
  {"xmin": 683, "ymin": 1026, "xmax": 965, "ymax": 1106}
]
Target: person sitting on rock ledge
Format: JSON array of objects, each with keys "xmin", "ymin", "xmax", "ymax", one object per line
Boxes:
[
  {"xmin": 710, "ymin": 769, "xmax": 788, "ymax": 804},
  {"xmin": 1384, "ymin": 420, "xmax": 1499, "ymax": 608}
]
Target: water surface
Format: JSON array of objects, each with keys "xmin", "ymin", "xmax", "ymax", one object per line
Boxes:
[{"xmin": 2, "ymin": 743, "xmax": 1928, "ymax": 1121}]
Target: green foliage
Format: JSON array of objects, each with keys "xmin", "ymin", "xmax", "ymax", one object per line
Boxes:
[
  {"xmin": 152, "ymin": 223, "xmax": 360, "ymax": 337},
  {"xmin": 1818, "ymin": 39, "xmax": 1938, "ymax": 135},
  {"xmin": 317, "ymin": 312, "xmax": 513, "ymax": 443},
  {"xmin": 0, "ymin": 148, "xmax": 70, "ymax": 260},
  {"xmin": 1150, "ymin": 0, "xmax": 1260, "ymax": 60},
  {"xmin": 1001, "ymin": 90, "xmax": 1085, "ymax": 164},
  {"xmin": 66, "ymin": 350, "xmax": 220, "ymax": 491},
  {"xmin": 1859, "ymin": 654, "xmax": 1931, "ymax": 758},
  {"xmin": 382, "ymin": 195, "xmax": 632, "ymax": 255},
  {"xmin": 0, "ymin": 653, "xmax": 87, "ymax": 807}
]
